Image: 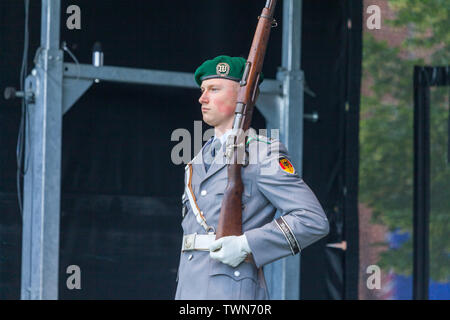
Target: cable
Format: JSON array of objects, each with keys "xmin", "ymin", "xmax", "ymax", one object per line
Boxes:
[
  {"xmin": 16, "ymin": 0, "xmax": 30, "ymax": 218},
  {"xmin": 15, "ymin": 10, "xmax": 81, "ymax": 219},
  {"xmin": 62, "ymin": 41, "xmax": 80, "ymax": 82}
]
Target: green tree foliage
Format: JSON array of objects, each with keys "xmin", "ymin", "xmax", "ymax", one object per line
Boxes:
[{"xmin": 360, "ymin": 0, "xmax": 449, "ymax": 282}]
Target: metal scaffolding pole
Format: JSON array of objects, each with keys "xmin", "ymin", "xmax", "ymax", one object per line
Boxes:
[
  {"xmin": 21, "ymin": 0, "xmax": 63, "ymax": 299},
  {"xmin": 20, "ymin": 0, "xmax": 305, "ymax": 299}
]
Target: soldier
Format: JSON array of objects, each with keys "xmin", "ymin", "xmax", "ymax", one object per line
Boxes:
[{"xmin": 175, "ymin": 55, "xmax": 329, "ymax": 300}]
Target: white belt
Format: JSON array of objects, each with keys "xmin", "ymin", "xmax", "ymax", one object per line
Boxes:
[{"xmin": 181, "ymin": 233, "xmax": 216, "ymax": 252}]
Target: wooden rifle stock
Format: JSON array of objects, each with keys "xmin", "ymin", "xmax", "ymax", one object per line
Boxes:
[{"xmin": 215, "ymin": 0, "xmax": 278, "ymax": 239}]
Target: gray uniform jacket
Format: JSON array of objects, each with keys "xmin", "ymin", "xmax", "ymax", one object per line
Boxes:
[{"xmin": 175, "ymin": 130, "xmax": 329, "ymax": 300}]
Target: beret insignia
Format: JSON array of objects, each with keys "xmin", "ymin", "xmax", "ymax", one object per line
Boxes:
[{"xmin": 216, "ymin": 62, "xmax": 230, "ymax": 76}]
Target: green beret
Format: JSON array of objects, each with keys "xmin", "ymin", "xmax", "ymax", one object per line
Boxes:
[{"xmin": 194, "ymin": 55, "xmax": 264, "ymax": 86}]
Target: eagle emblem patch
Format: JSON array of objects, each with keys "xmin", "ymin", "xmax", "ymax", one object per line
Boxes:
[{"xmin": 279, "ymin": 157, "xmax": 295, "ymax": 174}]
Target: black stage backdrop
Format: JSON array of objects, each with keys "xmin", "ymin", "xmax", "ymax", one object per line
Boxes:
[{"xmin": 0, "ymin": 0, "xmax": 361, "ymax": 299}]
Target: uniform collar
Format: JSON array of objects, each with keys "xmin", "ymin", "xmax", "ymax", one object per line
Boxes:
[
  {"xmin": 192, "ymin": 127, "xmax": 257, "ymax": 181},
  {"xmin": 213, "ymin": 129, "xmax": 233, "ymax": 146}
]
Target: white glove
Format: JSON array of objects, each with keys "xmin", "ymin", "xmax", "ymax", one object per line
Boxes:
[{"xmin": 209, "ymin": 235, "xmax": 252, "ymax": 267}]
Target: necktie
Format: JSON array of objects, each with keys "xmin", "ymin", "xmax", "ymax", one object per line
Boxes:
[{"xmin": 203, "ymin": 139, "xmax": 222, "ymax": 172}]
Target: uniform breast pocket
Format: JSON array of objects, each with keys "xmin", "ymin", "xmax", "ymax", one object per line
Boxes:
[
  {"xmin": 215, "ymin": 178, "xmax": 252, "ymax": 205},
  {"xmin": 181, "ymin": 193, "xmax": 190, "ymax": 219},
  {"xmin": 207, "ymin": 259, "xmax": 258, "ymax": 300}
]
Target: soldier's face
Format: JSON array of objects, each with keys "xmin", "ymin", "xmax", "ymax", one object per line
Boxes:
[{"xmin": 199, "ymin": 78, "xmax": 239, "ymax": 128}]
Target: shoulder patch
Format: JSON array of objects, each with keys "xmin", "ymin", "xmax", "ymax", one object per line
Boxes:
[{"xmin": 279, "ymin": 157, "xmax": 296, "ymax": 174}]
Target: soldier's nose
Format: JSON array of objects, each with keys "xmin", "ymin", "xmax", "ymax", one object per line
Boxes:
[{"xmin": 199, "ymin": 91, "xmax": 209, "ymax": 104}]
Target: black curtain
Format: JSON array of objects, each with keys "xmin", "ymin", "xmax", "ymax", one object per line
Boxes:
[{"xmin": 301, "ymin": 0, "xmax": 361, "ymax": 299}]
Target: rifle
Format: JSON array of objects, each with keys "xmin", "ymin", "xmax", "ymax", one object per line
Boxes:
[{"xmin": 215, "ymin": 0, "xmax": 278, "ymax": 239}]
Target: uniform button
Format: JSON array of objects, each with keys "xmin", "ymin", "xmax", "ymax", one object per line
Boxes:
[
  {"xmin": 234, "ymin": 271, "xmax": 240, "ymax": 277},
  {"xmin": 200, "ymin": 190, "xmax": 207, "ymax": 196},
  {"xmin": 188, "ymin": 255, "xmax": 193, "ymax": 261}
]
